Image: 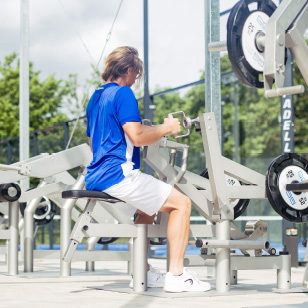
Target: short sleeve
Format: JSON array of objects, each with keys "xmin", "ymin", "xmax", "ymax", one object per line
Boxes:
[{"xmin": 115, "ymin": 87, "xmax": 142, "ymax": 126}]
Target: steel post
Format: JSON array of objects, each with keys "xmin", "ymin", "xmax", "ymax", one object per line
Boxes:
[
  {"xmin": 60, "ymin": 173, "xmax": 85, "ymax": 276},
  {"xmin": 277, "ymin": 254, "xmax": 291, "ymax": 289},
  {"xmin": 133, "ymin": 224, "xmax": 148, "ymax": 292},
  {"xmin": 128, "ymin": 238, "xmax": 133, "ymax": 275},
  {"xmin": 215, "ymin": 220, "xmax": 231, "ymax": 292},
  {"xmin": 85, "ymin": 237, "xmax": 100, "ymax": 272},
  {"xmin": 8, "ymin": 201, "xmax": 19, "ymax": 275}
]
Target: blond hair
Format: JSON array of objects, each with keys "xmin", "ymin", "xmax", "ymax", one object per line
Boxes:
[{"xmin": 101, "ymin": 46, "xmax": 143, "ymax": 82}]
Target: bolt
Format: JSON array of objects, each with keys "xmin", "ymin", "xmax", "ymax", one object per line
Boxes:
[{"xmin": 277, "ymin": 34, "xmax": 285, "ymax": 46}]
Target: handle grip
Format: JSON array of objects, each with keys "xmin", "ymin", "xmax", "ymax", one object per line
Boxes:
[{"xmin": 167, "ymin": 111, "xmax": 190, "ymax": 139}]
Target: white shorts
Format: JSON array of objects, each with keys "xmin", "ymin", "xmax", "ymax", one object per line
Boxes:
[{"xmin": 103, "ymin": 169, "xmax": 172, "ymax": 217}]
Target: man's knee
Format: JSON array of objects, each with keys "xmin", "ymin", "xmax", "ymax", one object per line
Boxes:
[
  {"xmin": 182, "ymin": 195, "xmax": 191, "ymax": 214},
  {"xmin": 173, "ymin": 194, "xmax": 191, "ymax": 215}
]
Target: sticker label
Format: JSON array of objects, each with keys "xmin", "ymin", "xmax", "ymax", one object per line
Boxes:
[
  {"xmin": 279, "ymin": 165, "xmax": 308, "ymax": 210},
  {"xmin": 242, "ymin": 11, "xmax": 269, "ymax": 72}
]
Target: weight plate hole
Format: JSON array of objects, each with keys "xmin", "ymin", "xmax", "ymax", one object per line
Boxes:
[
  {"xmin": 291, "ymin": 180, "xmax": 302, "ymax": 195},
  {"xmin": 248, "ymin": 3, "xmax": 257, "ymax": 11}
]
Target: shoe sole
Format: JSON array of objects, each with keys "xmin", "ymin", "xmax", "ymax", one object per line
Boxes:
[{"xmin": 164, "ymin": 286, "xmax": 211, "ymax": 293}]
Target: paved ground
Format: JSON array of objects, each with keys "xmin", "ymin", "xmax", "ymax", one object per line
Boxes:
[{"xmin": 0, "ymin": 256, "xmax": 308, "ymax": 308}]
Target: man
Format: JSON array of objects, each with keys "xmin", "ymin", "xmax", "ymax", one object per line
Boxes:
[{"xmin": 85, "ymin": 46, "xmax": 211, "ymax": 293}]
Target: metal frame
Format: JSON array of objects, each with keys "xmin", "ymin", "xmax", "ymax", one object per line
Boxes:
[
  {"xmin": 143, "ymin": 111, "xmax": 291, "ymax": 293},
  {"xmin": 0, "ymin": 144, "xmax": 134, "ymax": 276}
]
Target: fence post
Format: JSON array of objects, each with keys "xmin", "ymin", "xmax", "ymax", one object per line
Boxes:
[{"xmin": 63, "ymin": 122, "xmax": 69, "ymax": 149}]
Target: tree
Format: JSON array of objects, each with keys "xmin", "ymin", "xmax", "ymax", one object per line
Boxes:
[{"xmin": 0, "ymin": 52, "xmax": 76, "ymax": 139}]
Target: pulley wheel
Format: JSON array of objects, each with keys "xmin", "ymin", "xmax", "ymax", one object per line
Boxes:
[
  {"xmin": 200, "ymin": 169, "xmax": 249, "ymax": 219},
  {"xmin": 266, "ymin": 153, "xmax": 308, "ymax": 223},
  {"xmin": 0, "ymin": 183, "xmax": 21, "ymax": 202},
  {"xmin": 227, "ymin": 0, "xmax": 277, "ymax": 88}
]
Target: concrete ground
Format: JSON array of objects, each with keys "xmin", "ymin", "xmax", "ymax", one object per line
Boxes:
[{"xmin": 0, "ymin": 256, "xmax": 308, "ymax": 308}]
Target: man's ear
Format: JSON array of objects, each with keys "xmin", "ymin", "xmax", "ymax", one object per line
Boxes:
[{"xmin": 127, "ymin": 67, "xmax": 132, "ymax": 74}]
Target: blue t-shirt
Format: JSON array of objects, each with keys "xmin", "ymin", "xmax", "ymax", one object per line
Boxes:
[{"xmin": 85, "ymin": 82, "xmax": 142, "ymax": 191}]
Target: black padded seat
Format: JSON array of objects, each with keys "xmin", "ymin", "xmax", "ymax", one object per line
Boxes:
[{"xmin": 62, "ymin": 190, "xmax": 123, "ymax": 203}]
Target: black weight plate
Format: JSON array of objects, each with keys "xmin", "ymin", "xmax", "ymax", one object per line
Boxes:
[
  {"xmin": 266, "ymin": 153, "xmax": 308, "ymax": 223},
  {"xmin": 227, "ymin": 0, "xmax": 277, "ymax": 88},
  {"xmin": 200, "ymin": 169, "xmax": 249, "ymax": 219}
]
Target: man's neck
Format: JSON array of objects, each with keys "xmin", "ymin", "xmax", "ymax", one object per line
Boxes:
[{"xmin": 106, "ymin": 77, "xmax": 127, "ymax": 87}]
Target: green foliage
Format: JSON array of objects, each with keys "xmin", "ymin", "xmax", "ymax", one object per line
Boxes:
[{"xmin": 0, "ymin": 52, "xmax": 74, "ymax": 139}]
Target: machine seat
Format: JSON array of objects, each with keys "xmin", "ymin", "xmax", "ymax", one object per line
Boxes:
[{"xmin": 62, "ymin": 190, "xmax": 123, "ymax": 203}]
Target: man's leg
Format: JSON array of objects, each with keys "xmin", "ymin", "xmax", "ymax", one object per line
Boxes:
[{"xmin": 158, "ymin": 187, "xmax": 191, "ymax": 275}]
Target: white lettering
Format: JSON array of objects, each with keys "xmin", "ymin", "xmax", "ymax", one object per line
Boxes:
[
  {"xmin": 284, "ymin": 142, "xmax": 291, "ymax": 152},
  {"xmin": 283, "ymin": 110, "xmax": 291, "ymax": 120},
  {"xmin": 283, "ymin": 99, "xmax": 291, "ymax": 109},
  {"xmin": 283, "ymin": 121, "xmax": 291, "ymax": 130},
  {"xmin": 284, "ymin": 131, "xmax": 291, "ymax": 141}
]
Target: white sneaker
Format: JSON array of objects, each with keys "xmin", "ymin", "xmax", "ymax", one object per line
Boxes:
[
  {"xmin": 129, "ymin": 264, "xmax": 165, "ymax": 288},
  {"xmin": 164, "ymin": 268, "xmax": 211, "ymax": 293}
]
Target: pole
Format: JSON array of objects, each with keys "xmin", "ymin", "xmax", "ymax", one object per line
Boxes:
[
  {"xmin": 204, "ymin": 0, "xmax": 222, "ymax": 148},
  {"xmin": 19, "ymin": 0, "xmax": 30, "ymax": 178},
  {"xmin": 143, "ymin": 0, "xmax": 154, "ymax": 175},
  {"xmin": 19, "ymin": 0, "xmax": 30, "ymax": 262}
]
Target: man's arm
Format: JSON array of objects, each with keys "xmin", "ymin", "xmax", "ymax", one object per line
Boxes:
[
  {"xmin": 88, "ymin": 137, "xmax": 93, "ymax": 152},
  {"xmin": 123, "ymin": 118, "xmax": 181, "ymax": 147}
]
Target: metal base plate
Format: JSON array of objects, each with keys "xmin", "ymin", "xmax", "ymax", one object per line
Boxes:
[{"xmin": 88, "ymin": 283, "xmax": 308, "ymax": 298}]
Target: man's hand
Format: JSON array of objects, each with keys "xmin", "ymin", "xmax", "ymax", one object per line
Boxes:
[
  {"xmin": 163, "ymin": 117, "xmax": 181, "ymax": 136},
  {"xmin": 123, "ymin": 117, "xmax": 182, "ymax": 147}
]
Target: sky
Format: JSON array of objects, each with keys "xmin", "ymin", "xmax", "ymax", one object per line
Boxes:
[{"xmin": 0, "ymin": 0, "xmax": 281, "ymax": 104}]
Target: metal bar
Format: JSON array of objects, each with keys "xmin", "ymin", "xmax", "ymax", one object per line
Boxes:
[
  {"xmin": 8, "ymin": 201, "xmax": 19, "ymax": 275},
  {"xmin": 33, "ymin": 132, "xmax": 38, "ymax": 157},
  {"xmin": 60, "ymin": 172, "xmax": 85, "ymax": 276},
  {"xmin": 143, "ymin": 0, "xmax": 152, "ymax": 122},
  {"xmin": 198, "ymin": 239, "xmax": 269, "ymax": 250},
  {"xmin": 0, "ymin": 230, "xmax": 11, "ymax": 239},
  {"xmin": 133, "ymin": 224, "xmax": 148, "ymax": 292},
  {"xmin": 7, "ymin": 140, "xmax": 12, "ymax": 164},
  {"xmin": 215, "ymin": 220, "xmax": 231, "ymax": 292},
  {"xmin": 0, "ymin": 144, "xmax": 92, "ymax": 183},
  {"xmin": 277, "ymin": 254, "xmax": 291, "ymax": 289},
  {"xmin": 19, "ymin": 0, "xmax": 30, "ymax": 191},
  {"xmin": 24, "ymin": 181, "xmax": 47, "ymax": 272},
  {"xmin": 85, "ymin": 237, "xmax": 99, "ymax": 272},
  {"xmin": 0, "ymin": 164, "xmax": 22, "ymax": 172},
  {"xmin": 288, "ymin": 29, "xmax": 308, "ymax": 86},
  {"xmin": 71, "ymin": 250, "xmax": 130, "ymax": 262},
  {"xmin": 265, "ymin": 85, "xmax": 305, "ymax": 98},
  {"xmin": 208, "ymin": 41, "xmax": 227, "ymax": 52},
  {"xmin": 143, "ymin": 79, "xmax": 205, "ymax": 100},
  {"xmin": 63, "ymin": 122, "xmax": 69, "ymax": 150},
  {"xmin": 86, "ymin": 224, "xmax": 138, "ymax": 238}
]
